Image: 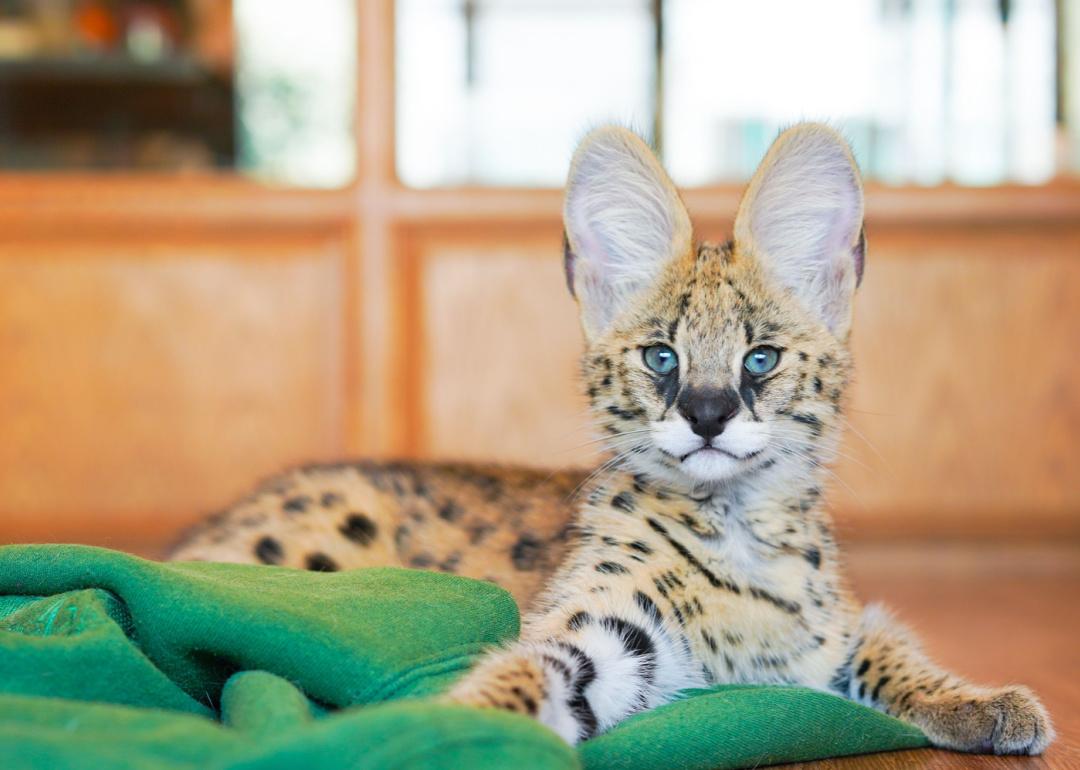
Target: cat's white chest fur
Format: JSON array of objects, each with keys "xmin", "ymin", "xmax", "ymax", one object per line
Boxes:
[
  {"xmin": 694, "ymin": 497, "xmax": 804, "ymax": 596},
  {"xmin": 687, "ymin": 495, "xmax": 764, "ymax": 572},
  {"xmin": 707, "ymin": 509, "xmax": 761, "ymax": 574}
]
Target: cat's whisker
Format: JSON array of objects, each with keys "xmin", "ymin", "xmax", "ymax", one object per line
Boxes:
[
  {"xmin": 566, "ymin": 444, "xmax": 644, "ymax": 502},
  {"xmin": 763, "ymin": 417, "xmax": 876, "ymax": 460},
  {"xmin": 561, "ymin": 429, "xmax": 654, "ymax": 454},
  {"xmin": 762, "ymin": 425, "xmax": 876, "ymax": 473},
  {"xmin": 774, "ymin": 442, "xmax": 866, "ymax": 507},
  {"xmin": 554, "ymin": 407, "xmax": 616, "ymax": 437},
  {"xmin": 573, "ymin": 456, "xmax": 634, "ymax": 501},
  {"xmin": 765, "ymin": 432, "xmax": 876, "ymax": 474},
  {"xmin": 843, "ymin": 407, "xmax": 892, "ymax": 417},
  {"xmin": 838, "ymin": 415, "xmax": 892, "ymax": 472}
]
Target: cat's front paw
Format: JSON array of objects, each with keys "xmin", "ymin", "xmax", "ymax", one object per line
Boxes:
[
  {"xmin": 441, "ymin": 651, "xmax": 546, "ymax": 717},
  {"xmin": 921, "ymin": 686, "xmax": 1054, "ymax": 755}
]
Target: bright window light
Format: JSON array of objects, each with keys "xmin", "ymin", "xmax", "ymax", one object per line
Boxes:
[
  {"xmin": 235, "ymin": 0, "xmax": 357, "ymax": 188},
  {"xmin": 397, "ymin": 0, "xmax": 654, "ymax": 187}
]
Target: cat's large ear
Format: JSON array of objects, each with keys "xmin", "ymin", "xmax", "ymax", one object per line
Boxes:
[
  {"xmin": 733, "ymin": 123, "xmax": 865, "ymax": 338},
  {"xmin": 564, "ymin": 126, "xmax": 692, "ymax": 339}
]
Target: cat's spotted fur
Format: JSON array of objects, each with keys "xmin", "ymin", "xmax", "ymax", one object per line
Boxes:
[
  {"xmin": 171, "ymin": 462, "xmax": 583, "ymax": 606},
  {"xmin": 171, "ymin": 124, "xmax": 1052, "ymax": 755}
]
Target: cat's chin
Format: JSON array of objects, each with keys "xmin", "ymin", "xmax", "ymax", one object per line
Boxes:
[{"xmin": 678, "ymin": 447, "xmax": 745, "ymax": 483}]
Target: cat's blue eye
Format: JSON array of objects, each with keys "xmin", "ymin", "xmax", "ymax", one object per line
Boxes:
[
  {"xmin": 643, "ymin": 344, "xmax": 678, "ymax": 375},
  {"xmin": 744, "ymin": 347, "xmax": 780, "ymax": 375}
]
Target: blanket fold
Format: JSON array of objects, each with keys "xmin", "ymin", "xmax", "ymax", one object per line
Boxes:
[{"xmin": 0, "ymin": 544, "xmax": 928, "ymax": 769}]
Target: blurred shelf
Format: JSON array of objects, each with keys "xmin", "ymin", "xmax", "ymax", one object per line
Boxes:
[
  {"xmin": 0, "ymin": 54, "xmax": 214, "ymax": 84},
  {"xmin": 0, "ymin": 53, "xmax": 235, "ymax": 172}
]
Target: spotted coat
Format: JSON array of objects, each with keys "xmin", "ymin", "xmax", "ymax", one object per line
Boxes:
[{"xmin": 170, "ymin": 461, "xmax": 582, "ymax": 607}]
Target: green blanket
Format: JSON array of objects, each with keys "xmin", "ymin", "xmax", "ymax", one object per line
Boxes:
[{"xmin": 0, "ymin": 545, "xmax": 928, "ymax": 769}]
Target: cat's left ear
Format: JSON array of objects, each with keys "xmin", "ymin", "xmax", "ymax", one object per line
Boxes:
[{"xmin": 733, "ymin": 123, "xmax": 865, "ymax": 338}]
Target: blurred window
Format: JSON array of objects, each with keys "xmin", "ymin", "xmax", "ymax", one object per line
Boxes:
[
  {"xmin": 0, "ymin": 0, "xmax": 356, "ymax": 187},
  {"xmin": 234, "ymin": 0, "xmax": 356, "ymax": 187},
  {"xmin": 396, "ymin": 0, "xmax": 656, "ymax": 187},
  {"xmin": 396, "ymin": 0, "xmax": 1068, "ymax": 187}
]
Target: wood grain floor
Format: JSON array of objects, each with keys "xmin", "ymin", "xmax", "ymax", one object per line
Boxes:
[{"xmin": 784, "ymin": 542, "xmax": 1080, "ymax": 770}]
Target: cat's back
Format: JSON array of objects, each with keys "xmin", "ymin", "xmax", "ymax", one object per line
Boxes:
[{"xmin": 169, "ymin": 461, "xmax": 585, "ymax": 606}]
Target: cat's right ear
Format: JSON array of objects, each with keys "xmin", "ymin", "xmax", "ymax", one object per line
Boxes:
[{"xmin": 563, "ymin": 126, "xmax": 692, "ymax": 340}]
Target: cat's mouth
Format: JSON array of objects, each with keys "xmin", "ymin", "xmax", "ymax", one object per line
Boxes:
[{"xmin": 676, "ymin": 445, "xmax": 764, "ymax": 463}]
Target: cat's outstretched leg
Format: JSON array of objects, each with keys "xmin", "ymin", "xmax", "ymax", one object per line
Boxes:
[{"xmin": 834, "ymin": 603, "xmax": 1053, "ymax": 755}]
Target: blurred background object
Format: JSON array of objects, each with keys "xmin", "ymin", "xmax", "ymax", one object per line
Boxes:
[
  {"xmin": 0, "ymin": 0, "xmax": 1077, "ymax": 555},
  {"xmin": 0, "ymin": 0, "xmax": 1073, "ymax": 185},
  {"xmin": 0, "ymin": 0, "xmax": 355, "ymax": 182},
  {"xmin": 399, "ymin": 0, "xmax": 1068, "ymax": 187}
]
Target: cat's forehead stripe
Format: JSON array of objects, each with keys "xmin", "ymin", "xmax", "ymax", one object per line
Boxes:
[{"xmin": 667, "ymin": 243, "xmax": 760, "ymax": 337}]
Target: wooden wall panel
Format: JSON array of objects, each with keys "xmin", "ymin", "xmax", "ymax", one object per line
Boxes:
[
  {"xmin": 834, "ymin": 227, "xmax": 1080, "ymax": 537},
  {"xmin": 0, "ymin": 235, "xmax": 348, "ymax": 548},
  {"xmin": 409, "ymin": 225, "xmax": 1080, "ymax": 539},
  {"xmin": 418, "ymin": 232, "xmax": 590, "ymax": 466},
  {"xmin": 1, "ymin": 182, "xmax": 1077, "ymax": 550}
]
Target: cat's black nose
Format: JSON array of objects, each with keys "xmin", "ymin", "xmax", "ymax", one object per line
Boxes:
[{"xmin": 677, "ymin": 387, "xmax": 741, "ymax": 441}]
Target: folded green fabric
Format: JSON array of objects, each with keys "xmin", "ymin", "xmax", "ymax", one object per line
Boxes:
[
  {"xmin": 0, "ymin": 544, "xmax": 518, "ymax": 709},
  {"xmin": 0, "ymin": 544, "xmax": 928, "ymax": 769},
  {"xmin": 581, "ymin": 685, "xmax": 928, "ymax": 770}
]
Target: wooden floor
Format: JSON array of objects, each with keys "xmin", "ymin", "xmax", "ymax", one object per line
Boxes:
[{"xmin": 785, "ymin": 541, "xmax": 1080, "ymax": 770}]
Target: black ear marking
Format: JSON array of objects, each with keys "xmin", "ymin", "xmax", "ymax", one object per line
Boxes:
[
  {"xmin": 563, "ymin": 232, "xmax": 577, "ymax": 297},
  {"xmin": 854, "ymin": 226, "xmax": 866, "ymax": 287}
]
